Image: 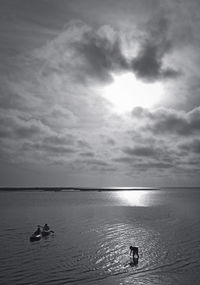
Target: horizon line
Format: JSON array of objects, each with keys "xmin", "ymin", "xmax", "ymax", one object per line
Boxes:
[{"xmin": 0, "ymin": 186, "xmax": 200, "ymax": 192}]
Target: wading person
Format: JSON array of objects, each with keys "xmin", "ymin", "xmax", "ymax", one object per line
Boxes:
[{"xmin": 130, "ymin": 246, "xmax": 139, "ymax": 259}]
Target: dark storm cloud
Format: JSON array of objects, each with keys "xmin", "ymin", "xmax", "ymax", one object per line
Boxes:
[
  {"xmin": 73, "ymin": 18, "xmax": 179, "ymax": 83},
  {"xmin": 34, "ymin": 21, "xmax": 131, "ymax": 84},
  {"xmin": 132, "ymin": 107, "xmax": 200, "ymax": 136},
  {"xmin": 73, "ymin": 26, "xmax": 128, "ymax": 82},
  {"xmin": 33, "ymin": 19, "xmax": 182, "ymax": 89},
  {"xmin": 131, "ymin": 16, "xmax": 180, "ymax": 81},
  {"xmin": 132, "ymin": 41, "xmax": 179, "ymax": 81}
]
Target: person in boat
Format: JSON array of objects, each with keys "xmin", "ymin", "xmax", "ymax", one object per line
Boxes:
[
  {"xmin": 34, "ymin": 225, "xmax": 41, "ymax": 235},
  {"xmin": 43, "ymin": 223, "xmax": 50, "ymax": 231},
  {"xmin": 130, "ymin": 246, "xmax": 139, "ymax": 259}
]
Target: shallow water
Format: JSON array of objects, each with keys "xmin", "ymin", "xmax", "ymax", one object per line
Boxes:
[{"xmin": 0, "ymin": 189, "xmax": 200, "ymax": 284}]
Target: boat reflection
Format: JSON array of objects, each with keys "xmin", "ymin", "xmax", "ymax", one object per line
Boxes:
[{"xmin": 115, "ymin": 190, "xmax": 152, "ymax": 207}]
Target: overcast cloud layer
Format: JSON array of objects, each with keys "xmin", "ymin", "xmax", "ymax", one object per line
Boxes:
[{"xmin": 1, "ymin": 0, "xmax": 200, "ymax": 186}]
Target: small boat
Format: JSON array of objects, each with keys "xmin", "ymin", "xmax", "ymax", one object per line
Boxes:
[
  {"xmin": 41, "ymin": 230, "xmax": 51, "ymax": 237},
  {"xmin": 30, "ymin": 234, "xmax": 42, "ymax": 242}
]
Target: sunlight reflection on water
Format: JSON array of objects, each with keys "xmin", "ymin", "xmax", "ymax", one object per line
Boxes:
[
  {"xmin": 115, "ymin": 190, "xmax": 152, "ymax": 207},
  {"xmin": 1, "ymin": 190, "xmax": 200, "ymax": 285}
]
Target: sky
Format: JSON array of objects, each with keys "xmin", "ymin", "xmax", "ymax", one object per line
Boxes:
[{"xmin": 1, "ymin": 0, "xmax": 200, "ymax": 187}]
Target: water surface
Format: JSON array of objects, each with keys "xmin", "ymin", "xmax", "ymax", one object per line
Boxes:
[{"xmin": 0, "ymin": 188, "xmax": 200, "ymax": 284}]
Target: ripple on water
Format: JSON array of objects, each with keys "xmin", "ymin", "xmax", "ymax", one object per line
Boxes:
[{"xmin": 1, "ymin": 191, "xmax": 200, "ymax": 285}]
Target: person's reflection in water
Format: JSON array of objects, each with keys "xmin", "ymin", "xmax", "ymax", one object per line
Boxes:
[
  {"xmin": 129, "ymin": 257, "xmax": 138, "ymax": 267},
  {"xmin": 129, "ymin": 246, "xmax": 139, "ymax": 267}
]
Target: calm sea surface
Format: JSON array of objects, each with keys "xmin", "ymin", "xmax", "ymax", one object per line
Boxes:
[{"xmin": 0, "ymin": 188, "xmax": 200, "ymax": 285}]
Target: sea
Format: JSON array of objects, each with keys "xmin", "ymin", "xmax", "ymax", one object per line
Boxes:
[{"xmin": 0, "ymin": 188, "xmax": 200, "ymax": 285}]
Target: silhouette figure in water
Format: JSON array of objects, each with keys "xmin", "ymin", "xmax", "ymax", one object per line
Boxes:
[
  {"xmin": 34, "ymin": 225, "xmax": 41, "ymax": 235},
  {"xmin": 129, "ymin": 257, "xmax": 138, "ymax": 267},
  {"xmin": 129, "ymin": 246, "xmax": 139, "ymax": 266},
  {"xmin": 130, "ymin": 246, "xmax": 139, "ymax": 258}
]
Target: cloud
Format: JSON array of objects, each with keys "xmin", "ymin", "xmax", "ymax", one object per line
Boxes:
[
  {"xmin": 132, "ymin": 106, "xmax": 200, "ymax": 136},
  {"xmin": 23, "ymin": 141, "xmax": 76, "ymax": 155},
  {"xmin": 1, "ymin": 16, "xmax": 200, "ymax": 184},
  {"xmin": 123, "ymin": 145, "xmax": 158, "ymax": 157},
  {"xmin": 132, "ymin": 41, "xmax": 179, "ymax": 81},
  {"xmin": 34, "ymin": 19, "xmax": 180, "ymax": 86},
  {"xmin": 0, "ymin": 106, "xmax": 80, "ymax": 165},
  {"xmin": 71, "ymin": 19, "xmax": 180, "ymax": 83},
  {"xmin": 83, "ymin": 158, "xmax": 109, "ymax": 167},
  {"xmin": 43, "ymin": 134, "xmax": 76, "ymax": 146},
  {"xmin": 135, "ymin": 161, "xmax": 173, "ymax": 170},
  {"xmin": 41, "ymin": 105, "xmax": 78, "ymax": 131},
  {"xmin": 79, "ymin": 151, "xmax": 95, "ymax": 157},
  {"xmin": 114, "ymin": 138, "xmax": 176, "ymax": 170},
  {"xmin": 131, "ymin": 16, "xmax": 180, "ymax": 81},
  {"xmin": 108, "ymin": 104, "xmax": 200, "ymax": 177},
  {"xmin": 74, "ymin": 157, "xmax": 116, "ymax": 172},
  {"xmin": 114, "ymin": 155, "xmax": 173, "ymax": 171},
  {"xmin": 180, "ymin": 139, "xmax": 200, "ymax": 154},
  {"xmin": 0, "ymin": 91, "xmax": 24, "ymax": 111},
  {"xmin": 77, "ymin": 140, "xmax": 91, "ymax": 149},
  {"xmin": 73, "ymin": 25, "xmax": 129, "ymax": 82},
  {"xmin": 33, "ymin": 21, "xmax": 129, "ymax": 85},
  {"xmin": 0, "ymin": 111, "xmax": 51, "ymax": 140}
]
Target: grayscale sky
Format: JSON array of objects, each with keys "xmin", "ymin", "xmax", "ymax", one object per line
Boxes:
[{"xmin": 1, "ymin": 0, "xmax": 200, "ymax": 187}]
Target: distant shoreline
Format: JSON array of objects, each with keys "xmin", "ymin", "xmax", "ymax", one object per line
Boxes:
[
  {"xmin": 0, "ymin": 186, "xmax": 161, "ymax": 192},
  {"xmin": 0, "ymin": 186, "xmax": 200, "ymax": 192}
]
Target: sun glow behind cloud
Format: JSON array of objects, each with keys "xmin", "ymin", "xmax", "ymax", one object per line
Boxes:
[{"xmin": 102, "ymin": 73, "xmax": 164, "ymax": 113}]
